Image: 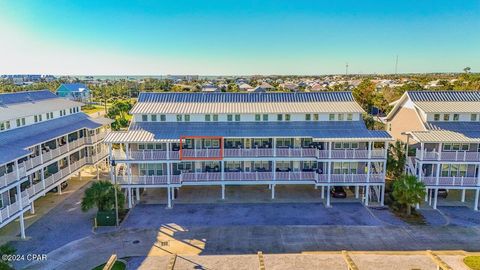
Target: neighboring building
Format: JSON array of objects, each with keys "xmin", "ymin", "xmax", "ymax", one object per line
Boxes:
[
  {"xmin": 0, "ymin": 90, "xmax": 111, "ymax": 237},
  {"xmin": 201, "ymin": 84, "xmax": 220, "ymax": 92},
  {"xmin": 386, "ymin": 91, "xmax": 480, "ymax": 210},
  {"xmin": 238, "ymin": 83, "xmax": 254, "ymax": 91},
  {"xmin": 249, "ymin": 82, "xmax": 275, "ymax": 92},
  {"xmin": 56, "ymin": 83, "xmax": 91, "ymax": 102},
  {"xmin": 105, "ymin": 92, "xmax": 391, "ymax": 209}
]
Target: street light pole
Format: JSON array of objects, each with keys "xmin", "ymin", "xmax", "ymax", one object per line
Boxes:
[{"xmin": 111, "ymin": 160, "xmax": 119, "ymax": 227}]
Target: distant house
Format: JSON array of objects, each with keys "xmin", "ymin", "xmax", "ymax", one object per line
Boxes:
[
  {"xmin": 238, "ymin": 83, "xmax": 254, "ymax": 91},
  {"xmin": 201, "ymin": 83, "xmax": 220, "ymax": 92},
  {"xmin": 249, "ymin": 82, "xmax": 275, "ymax": 93},
  {"xmin": 56, "ymin": 83, "xmax": 91, "ymax": 102}
]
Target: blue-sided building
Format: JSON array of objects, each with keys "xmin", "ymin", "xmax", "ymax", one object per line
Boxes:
[{"xmin": 56, "ymin": 83, "xmax": 91, "ymax": 102}]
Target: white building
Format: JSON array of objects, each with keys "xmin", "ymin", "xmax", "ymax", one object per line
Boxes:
[
  {"xmin": 105, "ymin": 92, "xmax": 392, "ymax": 209},
  {"xmin": 0, "ymin": 90, "xmax": 111, "ymax": 238},
  {"xmin": 386, "ymin": 91, "xmax": 480, "ymax": 210}
]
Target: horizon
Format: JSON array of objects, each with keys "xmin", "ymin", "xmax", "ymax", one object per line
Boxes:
[{"xmin": 0, "ymin": 0, "xmax": 479, "ymax": 75}]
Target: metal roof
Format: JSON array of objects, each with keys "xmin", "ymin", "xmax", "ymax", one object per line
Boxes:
[
  {"xmin": 104, "ymin": 121, "xmax": 391, "ymax": 143},
  {"xmin": 0, "ymin": 113, "xmax": 111, "ymax": 165},
  {"xmin": 137, "ymin": 92, "xmax": 356, "ymax": 103},
  {"xmin": 409, "ymin": 91, "xmax": 480, "ymax": 102},
  {"xmin": 57, "ymin": 83, "xmax": 90, "ymax": 92},
  {"xmin": 411, "ymin": 121, "xmax": 480, "ymax": 143},
  {"xmin": 0, "ymin": 90, "xmax": 57, "ymax": 106},
  {"xmin": 0, "ymin": 97, "xmax": 84, "ymax": 122}
]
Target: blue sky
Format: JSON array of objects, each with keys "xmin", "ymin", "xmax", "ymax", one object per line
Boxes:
[{"xmin": 0, "ymin": 0, "xmax": 479, "ymax": 75}]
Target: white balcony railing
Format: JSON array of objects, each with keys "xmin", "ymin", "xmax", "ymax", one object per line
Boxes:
[
  {"xmin": 422, "ymin": 176, "xmax": 479, "ymax": 187},
  {"xmin": 318, "ymin": 149, "xmax": 385, "ymax": 159},
  {"xmin": 0, "ymin": 167, "xmax": 26, "ymax": 188},
  {"xmin": 181, "ymin": 149, "xmax": 221, "ymax": 158},
  {"xmin": 416, "ymin": 150, "xmax": 480, "ymax": 162},
  {"xmin": 85, "ymin": 132, "xmax": 107, "ymax": 144},
  {"xmin": 224, "ymin": 148, "xmax": 274, "ymax": 158},
  {"xmin": 316, "ymin": 173, "xmax": 384, "ymax": 183}
]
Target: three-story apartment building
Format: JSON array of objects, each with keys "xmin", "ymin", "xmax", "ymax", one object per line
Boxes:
[
  {"xmin": 0, "ymin": 90, "xmax": 111, "ymax": 238},
  {"xmin": 386, "ymin": 91, "xmax": 480, "ymax": 210},
  {"xmin": 105, "ymin": 92, "xmax": 391, "ymax": 208}
]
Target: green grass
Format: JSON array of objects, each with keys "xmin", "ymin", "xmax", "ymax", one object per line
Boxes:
[
  {"xmin": 464, "ymin": 256, "xmax": 480, "ymax": 270},
  {"xmin": 92, "ymin": 261, "xmax": 126, "ymax": 270},
  {"xmin": 82, "ymin": 104, "xmax": 105, "ymax": 114}
]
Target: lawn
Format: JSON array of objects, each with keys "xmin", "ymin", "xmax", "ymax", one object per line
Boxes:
[
  {"xmin": 464, "ymin": 256, "xmax": 480, "ymax": 270},
  {"xmin": 92, "ymin": 261, "xmax": 126, "ymax": 270},
  {"xmin": 82, "ymin": 104, "xmax": 106, "ymax": 114}
]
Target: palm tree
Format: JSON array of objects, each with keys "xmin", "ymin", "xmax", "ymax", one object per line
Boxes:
[
  {"xmin": 392, "ymin": 175, "xmax": 426, "ymax": 216},
  {"xmin": 387, "ymin": 140, "xmax": 406, "ymax": 179},
  {"xmin": 81, "ymin": 181, "xmax": 125, "ymax": 212}
]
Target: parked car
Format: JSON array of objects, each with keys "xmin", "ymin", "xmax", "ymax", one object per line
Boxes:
[
  {"xmin": 436, "ymin": 189, "xmax": 448, "ymax": 198},
  {"xmin": 50, "ymin": 181, "xmax": 68, "ymax": 193},
  {"xmin": 331, "ymin": 186, "xmax": 347, "ymax": 198}
]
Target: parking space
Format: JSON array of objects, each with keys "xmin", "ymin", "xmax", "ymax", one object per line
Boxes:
[
  {"xmin": 438, "ymin": 206, "xmax": 480, "ymax": 226},
  {"xmin": 122, "ymin": 202, "xmax": 383, "ymax": 229}
]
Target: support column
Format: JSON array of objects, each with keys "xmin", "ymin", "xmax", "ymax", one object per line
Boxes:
[
  {"xmin": 355, "ymin": 186, "xmax": 359, "ymax": 199},
  {"xmin": 425, "ymin": 188, "xmax": 429, "ymax": 202},
  {"xmin": 16, "ymin": 183, "xmax": 26, "ymax": 239},
  {"xmin": 128, "ymin": 187, "xmax": 132, "ymax": 209},
  {"xmin": 221, "ymin": 184, "xmax": 225, "ymax": 200},
  {"xmin": 30, "ymin": 201, "xmax": 35, "ymax": 214},
  {"xmin": 19, "ymin": 213, "xmax": 26, "ymax": 239},
  {"xmin": 321, "ymin": 186, "xmax": 325, "ymax": 199},
  {"xmin": 461, "ymin": 189, "xmax": 466, "ymax": 203},
  {"xmin": 58, "ymin": 182, "xmax": 62, "ymax": 195},
  {"xmin": 365, "ymin": 185, "xmax": 369, "ymax": 206},
  {"xmin": 136, "ymin": 187, "xmax": 140, "ymax": 201},
  {"xmin": 167, "ymin": 187, "xmax": 172, "ymax": 208},
  {"xmin": 271, "ymin": 184, "xmax": 275, "ymax": 199},
  {"xmin": 433, "ymin": 188, "xmax": 438, "ymax": 209},
  {"xmin": 428, "ymin": 189, "xmax": 432, "ymax": 206},
  {"xmin": 380, "ymin": 185, "xmax": 384, "ymax": 206},
  {"xmin": 474, "ymin": 189, "xmax": 479, "ymax": 211},
  {"xmin": 108, "ymin": 144, "xmax": 114, "ymax": 182},
  {"xmin": 326, "ymin": 185, "xmax": 331, "ymax": 207}
]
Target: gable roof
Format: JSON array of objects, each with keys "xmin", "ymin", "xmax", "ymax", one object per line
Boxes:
[
  {"xmin": 386, "ymin": 91, "xmax": 480, "ymax": 121},
  {"xmin": 411, "ymin": 121, "xmax": 480, "ymax": 143},
  {"xmin": 0, "ymin": 90, "xmax": 56, "ymax": 106},
  {"xmin": 57, "ymin": 83, "xmax": 90, "ymax": 93},
  {"xmin": 131, "ymin": 92, "xmax": 365, "ymax": 114}
]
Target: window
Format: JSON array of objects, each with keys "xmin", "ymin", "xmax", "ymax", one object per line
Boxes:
[
  {"xmin": 305, "ymin": 114, "xmax": 311, "ymax": 121},
  {"xmin": 462, "ymin": 144, "xmax": 470, "ymax": 151},
  {"xmin": 46, "ymin": 113, "xmax": 50, "ymax": 120},
  {"xmin": 160, "ymin": 115, "xmax": 166, "ymax": 121},
  {"xmin": 151, "ymin": 115, "xmax": 157, "ymax": 122},
  {"xmin": 453, "ymin": 114, "xmax": 460, "ymax": 121},
  {"xmin": 46, "ymin": 112, "xmax": 53, "ymax": 119},
  {"xmin": 255, "ymin": 114, "xmax": 261, "ymax": 121},
  {"xmin": 329, "ymin": 114, "xmax": 335, "ymax": 121},
  {"xmin": 184, "ymin": 115, "xmax": 190, "ymax": 122},
  {"xmin": 69, "ymin": 108, "xmax": 73, "ymax": 114},
  {"xmin": 444, "ymin": 143, "xmax": 470, "ymax": 151},
  {"xmin": 235, "ymin": 114, "xmax": 241, "ymax": 121},
  {"xmin": 471, "ymin": 114, "xmax": 477, "ymax": 121},
  {"xmin": 334, "ymin": 142, "xmax": 343, "ymax": 149},
  {"xmin": 227, "ymin": 114, "xmax": 233, "ymax": 121},
  {"xmin": 60, "ymin": 110, "xmax": 63, "ymax": 116},
  {"xmin": 262, "ymin": 114, "xmax": 268, "ymax": 121},
  {"xmin": 176, "ymin": 115, "xmax": 182, "ymax": 121},
  {"xmin": 285, "ymin": 114, "xmax": 291, "ymax": 121},
  {"xmin": 50, "ymin": 112, "xmax": 53, "ymax": 118},
  {"xmin": 0, "ymin": 121, "xmax": 10, "ymax": 131},
  {"xmin": 277, "ymin": 114, "xmax": 283, "ymax": 121},
  {"xmin": 205, "ymin": 115, "xmax": 211, "ymax": 121},
  {"xmin": 142, "ymin": 115, "xmax": 148, "ymax": 121},
  {"xmin": 213, "ymin": 114, "xmax": 218, "ymax": 121},
  {"xmin": 313, "ymin": 114, "xmax": 319, "ymax": 121},
  {"xmin": 34, "ymin": 115, "xmax": 38, "ymax": 122},
  {"xmin": 338, "ymin": 114, "xmax": 344, "ymax": 121},
  {"xmin": 347, "ymin": 113, "xmax": 353, "ymax": 121},
  {"xmin": 443, "ymin": 114, "xmax": 450, "ymax": 121},
  {"xmin": 16, "ymin": 118, "xmax": 25, "ymax": 127},
  {"xmin": 434, "ymin": 114, "xmax": 440, "ymax": 121},
  {"xmin": 139, "ymin": 164, "xmax": 163, "ymax": 176}
]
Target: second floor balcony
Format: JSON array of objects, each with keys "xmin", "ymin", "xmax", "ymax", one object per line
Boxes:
[{"xmin": 416, "ymin": 150, "xmax": 480, "ymax": 162}]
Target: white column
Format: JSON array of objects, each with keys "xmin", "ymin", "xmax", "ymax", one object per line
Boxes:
[
  {"xmin": 368, "ymin": 141, "xmax": 372, "ymax": 159},
  {"xmin": 474, "ymin": 189, "xmax": 479, "ymax": 211},
  {"xmin": 420, "ymin": 142, "xmax": 425, "ymax": 160},
  {"xmin": 108, "ymin": 144, "xmax": 114, "ymax": 182},
  {"xmin": 355, "ymin": 186, "xmax": 359, "ymax": 199},
  {"xmin": 41, "ymin": 167, "xmax": 46, "ymax": 194},
  {"xmin": 272, "ymin": 160, "xmax": 276, "ymax": 181},
  {"xmin": 16, "ymin": 184, "xmax": 26, "ymax": 239},
  {"xmin": 58, "ymin": 182, "xmax": 62, "ymax": 194},
  {"xmin": 167, "ymin": 162, "xmax": 171, "ymax": 185},
  {"xmin": 425, "ymin": 188, "xmax": 429, "ymax": 202},
  {"xmin": 271, "ymin": 184, "xmax": 275, "ymax": 199},
  {"xmin": 128, "ymin": 187, "xmax": 132, "ymax": 208},
  {"xmin": 380, "ymin": 185, "xmax": 384, "ymax": 206},
  {"xmin": 435, "ymin": 163, "xmax": 440, "ymax": 185},
  {"xmin": 428, "ymin": 189, "xmax": 432, "ymax": 206},
  {"xmin": 136, "ymin": 188, "xmax": 140, "ymax": 201},
  {"xmin": 321, "ymin": 186, "xmax": 325, "ymax": 199},
  {"xmin": 273, "ymin": 138, "xmax": 277, "ymax": 157},
  {"xmin": 328, "ymin": 142, "xmax": 332, "ymax": 159},
  {"xmin": 327, "ymin": 161, "xmax": 331, "ymax": 183},
  {"xmin": 433, "ymin": 188, "xmax": 438, "ymax": 209},
  {"xmin": 221, "ymin": 161, "xmax": 225, "ymax": 181},
  {"xmin": 127, "ymin": 163, "xmax": 132, "ymax": 184},
  {"xmin": 221, "ymin": 184, "xmax": 225, "ymax": 200},
  {"xmin": 461, "ymin": 189, "xmax": 466, "ymax": 203},
  {"xmin": 365, "ymin": 185, "xmax": 369, "ymax": 206},
  {"xmin": 326, "ymin": 185, "xmax": 331, "ymax": 207},
  {"xmin": 125, "ymin": 143, "xmax": 130, "ymax": 159},
  {"xmin": 366, "ymin": 161, "xmax": 371, "ymax": 183},
  {"xmin": 167, "ymin": 187, "xmax": 172, "ymax": 208},
  {"xmin": 19, "ymin": 213, "xmax": 26, "ymax": 239}
]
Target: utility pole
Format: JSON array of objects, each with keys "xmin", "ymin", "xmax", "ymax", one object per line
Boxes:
[
  {"xmin": 345, "ymin": 62, "xmax": 349, "ymax": 76},
  {"xmin": 395, "ymin": 55, "xmax": 399, "ymax": 75}
]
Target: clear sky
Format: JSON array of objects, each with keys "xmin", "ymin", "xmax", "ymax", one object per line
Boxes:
[{"xmin": 0, "ymin": 0, "xmax": 479, "ymax": 75}]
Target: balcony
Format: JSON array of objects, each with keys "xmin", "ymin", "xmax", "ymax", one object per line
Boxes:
[
  {"xmin": 85, "ymin": 131, "xmax": 107, "ymax": 144},
  {"xmin": 0, "ymin": 195, "xmax": 29, "ymax": 224},
  {"xmin": 86, "ymin": 150, "xmax": 109, "ymax": 164},
  {"xmin": 416, "ymin": 150, "xmax": 480, "ymax": 162},
  {"xmin": 181, "ymin": 149, "xmax": 222, "ymax": 159},
  {"xmin": 422, "ymin": 176, "xmax": 479, "ymax": 187},
  {"xmin": 128, "ymin": 150, "xmax": 180, "ymax": 160},
  {"xmin": 0, "ymin": 167, "xmax": 26, "ymax": 188},
  {"xmin": 317, "ymin": 149, "xmax": 385, "ymax": 159},
  {"xmin": 316, "ymin": 173, "xmax": 384, "ymax": 183},
  {"xmin": 42, "ymin": 144, "xmax": 70, "ymax": 163},
  {"xmin": 19, "ymin": 155, "xmax": 42, "ymax": 172},
  {"xmin": 116, "ymin": 175, "xmax": 181, "ymax": 185},
  {"xmin": 276, "ymin": 148, "xmax": 316, "ymax": 158},
  {"xmin": 224, "ymin": 148, "xmax": 274, "ymax": 158}
]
